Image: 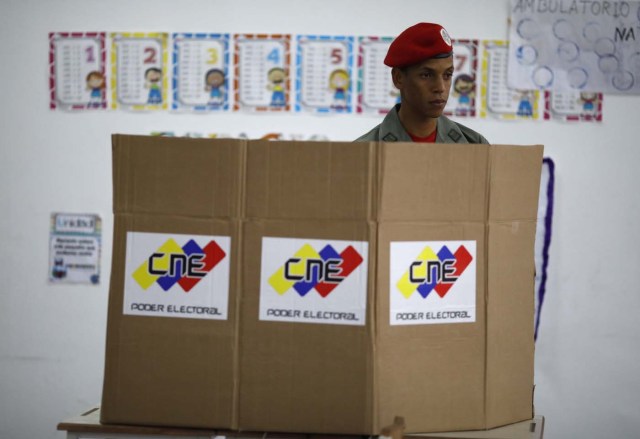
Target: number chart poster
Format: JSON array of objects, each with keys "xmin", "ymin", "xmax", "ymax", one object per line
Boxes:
[
  {"xmin": 49, "ymin": 32, "xmax": 106, "ymax": 110},
  {"xmin": 480, "ymin": 40, "xmax": 541, "ymax": 120},
  {"xmin": 445, "ymin": 40, "xmax": 479, "ymax": 118},
  {"xmin": 172, "ymin": 33, "xmax": 230, "ymax": 111},
  {"xmin": 111, "ymin": 32, "xmax": 168, "ymax": 111},
  {"xmin": 544, "ymin": 90, "xmax": 603, "ymax": 121},
  {"xmin": 295, "ymin": 35, "xmax": 354, "ymax": 113},
  {"xmin": 357, "ymin": 36, "xmax": 396, "ymax": 115},
  {"xmin": 508, "ymin": 0, "xmax": 640, "ymax": 94},
  {"xmin": 234, "ymin": 34, "xmax": 291, "ymax": 112}
]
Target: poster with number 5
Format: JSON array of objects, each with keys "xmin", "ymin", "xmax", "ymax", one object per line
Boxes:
[
  {"xmin": 234, "ymin": 34, "xmax": 291, "ymax": 112},
  {"xmin": 295, "ymin": 35, "xmax": 354, "ymax": 113},
  {"xmin": 49, "ymin": 32, "xmax": 106, "ymax": 110},
  {"xmin": 444, "ymin": 40, "xmax": 479, "ymax": 118},
  {"xmin": 111, "ymin": 32, "xmax": 168, "ymax": 111}
]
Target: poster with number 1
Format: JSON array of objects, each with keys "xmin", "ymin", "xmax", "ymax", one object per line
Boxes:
[
  {"xmin": 49, "ymin": 32, "xmax": 106, "ymax": 110},
  {"xmin": 295, "ymin": 35, "xmax": 354, "ymax": 113},
  {"xmin": 234, "ymin": 34, "xmax": 291, "ymax": 112},
  {"xmin": 111, "ymin": 32, "xmax": 168, "ymax": 111},
  {"xmin": 172, "ymin": 33, "xmax": 230, "ymax": 111}
]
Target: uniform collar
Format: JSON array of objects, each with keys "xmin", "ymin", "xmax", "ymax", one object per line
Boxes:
[{"xmin": 379, "ymin": 104, "xmax": 466, "ymax": 143}]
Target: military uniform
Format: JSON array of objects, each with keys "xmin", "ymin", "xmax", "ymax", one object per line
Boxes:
[{"xmin": 356, "ymin": 104, "xmax": 488, "ymax": 144}]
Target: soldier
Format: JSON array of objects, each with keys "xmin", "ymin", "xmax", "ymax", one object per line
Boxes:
[{"xmin": 357, "ymin": 23, "xmax": 488, "ymax": 144}]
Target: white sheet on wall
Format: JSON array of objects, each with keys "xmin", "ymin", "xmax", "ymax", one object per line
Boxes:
[{"xmin": 508, "ymin": 0, "xmax": 640, "ymax": 93}]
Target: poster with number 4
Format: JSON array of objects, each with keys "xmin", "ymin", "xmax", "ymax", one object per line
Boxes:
[
  {"xmin": 295, "ymin": 35, "xmax": 354, "ymax": 113},
  {"xmin": 49, "ymin": 32, "xmax": 106, "ymax": 110},
  {"xmin": 172, "ymin": 33, "xmax": 230, "ymax": 111},
  {"xmin": 234, "ymin": 34, "xmax": 291, "ymax": 111},
  {"xmin": 111, "ymin": 32, "xmax": 168, "ymax": 111}
]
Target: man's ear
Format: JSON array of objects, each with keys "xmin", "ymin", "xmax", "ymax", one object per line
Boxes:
[{"xmin": 391, "ymin": 67, "xmax": 404, "ymax": 89}]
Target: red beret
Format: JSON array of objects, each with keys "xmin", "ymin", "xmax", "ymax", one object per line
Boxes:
[{"xmin": 384, "ymin": 23, "xmax": 453, "ymax": 68}]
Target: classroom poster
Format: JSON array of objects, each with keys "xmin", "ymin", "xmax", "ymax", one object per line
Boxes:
[
  {"xmin": 172, "ymin": 33, "xmax": 230, "ymax": 111},
  {"xmin": 49, "ymin": 32, "xmax": 106, "ymax": 110},
  {"xmin": 356, "ymin": 36, "xmax": 395, "ymax": 115},
  {"xmin": 111, "ymin": 32, "xmax": 168, "ymax": 111},
  {"xmin": 445, "ymin": 39, "xmax": 479, "ymax": 117},
  {"xmin": 480, "ymin": 40, "xmax": 541, "ymax": 120},
  {"xmin": 544, "ymin": 90, "xmax": 603, "ymax": 121},
  {"xmin": 295, "ymin": 35, "xmax": 354, "ymax": 113},
  {"xmin": 234, "ymin": 34, "xmax": 291, "ymax": 111}
]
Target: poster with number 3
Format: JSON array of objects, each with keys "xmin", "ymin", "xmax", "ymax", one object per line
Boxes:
[
  {"xmin": 111, "ymin": 32, "xmax": 168, "ymax": 111},
  {"xmin": 49, "ymin": 32, "xmax": 106, "ymax": 110},
  {"xmin": 172, "ymin": 33, "xmax": 230, "ymax": 111},
  {"xmin": 234, "ymin": 34, "xmax": 291, "ymax": 112},
  {"xmin": 295, "ymin": 35, "xmax": 354, "ymax": 114}
]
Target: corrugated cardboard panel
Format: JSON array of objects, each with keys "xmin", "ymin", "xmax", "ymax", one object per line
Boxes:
[
  {"xmin": 244, "ymin": 140, "xmax": 375, "ymax": 220},
  {"xmin": 484, "ymin": 221, "xmax": 536, "ymax": 428},
  {"xmin": 376, "ymin": 222, "xmax": 486, "ymax": 433},
  {"xmin": 101, "ymin": 214, "xmax": 240, "ymax": 428},
  {"xmin": 377, "ymin": 143, "xmax": 489, "ymax": 222},
  {"xmin": 238, "ymin": 220, "xmax": 375, "ymax": 434},
  {"xmin": 483, "ymin": 145, "xmax": 541, "ymax": 426},
  {"xmin": 488, "ymin": 145, "xmax": 544, "ymax": 221},
  {"xmin": 112, "ymin": 135, "xmax": 244, "ymax": 218}
]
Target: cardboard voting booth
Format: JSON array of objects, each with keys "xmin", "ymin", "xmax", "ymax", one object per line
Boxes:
[{"xmin": 101, "ymin": 135, "xmax": 543, "ymax": 434}]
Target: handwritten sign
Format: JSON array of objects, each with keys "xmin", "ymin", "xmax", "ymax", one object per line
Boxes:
[{"xmin": 508, "ymin": 0, "xmax": 640, "ymax": 93}]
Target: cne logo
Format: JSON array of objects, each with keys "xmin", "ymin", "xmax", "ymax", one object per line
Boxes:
[
  {"xmin": 268, "ymin": 243, "xmax": 363, "ymax": 297},
  {"xmin": 396, "ymin": 244, "xmax": 473, "ymax": 299},
  {"xmin": 132, "ymin": 238, "xmax": 226, "ymax": 292}
]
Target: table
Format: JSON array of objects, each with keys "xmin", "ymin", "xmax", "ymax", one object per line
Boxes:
[{"xmin": 58, "ymin": 407, "xmax": 544, "ymax": 439}]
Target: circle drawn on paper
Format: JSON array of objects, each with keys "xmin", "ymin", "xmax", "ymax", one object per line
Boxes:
[
  {"xmin": 516, "ymin": 45, "xmax": 538, "ymax": 65},
  {"xmin": 629, "ymin": 52, "xmax": 640, "ymax": 73},
  {"xmin": 598, "ymin": 55, "xmax": 619, "ymax": 73},
  {"xmin": 517, "ymin": 18, "xmax": 541, "ymax": 40},
  {"xmin": 594, "ymin": 38, "xmax": 615, "ymax": 57},
  {"xmin": 612, "ymin": 71, "xmax": 634, "ymax": 91},
  {"xmin": 583, "ymin": 22, "xmax": 601, "ymax": 43},
  {"xmin": 567, "ymin": 67, "xmax": 588, "ymax": 89},
  {"xmin": 532, "ymin": 66, "xmax": 554, "ymax": 88},
  {"xmin": 557, "ymin": 42, "xmax": 579, "ymax": 62},
  {"xmin": 553, "ymin": 19, "xmax": 574, "ymax": 41}
]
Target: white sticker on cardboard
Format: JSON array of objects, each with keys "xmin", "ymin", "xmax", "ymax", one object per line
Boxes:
[
  {"xmin": 123, "ymin": 232, "xmax": 230, "ymax": 320},
  {"xmin": 259, "ymin": 237, "xmax": 368, "ymax": 326},
  {"xmin": 390, "ymin": 240, "xmax": 476, "ymax": 325}
]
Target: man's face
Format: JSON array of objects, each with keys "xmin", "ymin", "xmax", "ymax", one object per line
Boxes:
[{"xmin": 392, "ymin": 56, "xmax": 454, "ymax": 119}]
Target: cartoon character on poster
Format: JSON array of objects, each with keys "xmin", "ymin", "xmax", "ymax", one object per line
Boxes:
[
  {"xmin": 205, "ymin": 68, "xmax": 226, "ymax": 106},
  {"xmin": 452, "ymin": 74, "xmax": 475, "ymax": 116},
  {"xmin": 86, "ymin": 71, "xmax": 105, "ymax": 107},
  {"xmin": 267, "ymin": 67, "xmax": 287, "ymax": 107},
  {"xmin": 579, "ymin": 92, "xmax": 598, "ymax": 114},
  {"xmin": 145, "ymin": 67, "xmax": 163, "ymax": 104},
  {"xmin": 516, "ymin": 90, "xmax": 534, "ymax": 117},
  {"xmin": 329, "ymin": 69, "xmax": 349, "ymax": 109}
]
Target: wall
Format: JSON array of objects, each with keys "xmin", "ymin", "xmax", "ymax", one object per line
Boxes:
[{"xmin": 1, "ymin": 0, "xmax": 639, "ymax": 438}]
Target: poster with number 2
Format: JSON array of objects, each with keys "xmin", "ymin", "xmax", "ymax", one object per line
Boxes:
[{"xmin": 111, "ymin": 32, "xmax": 168, "ymax": 111}]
